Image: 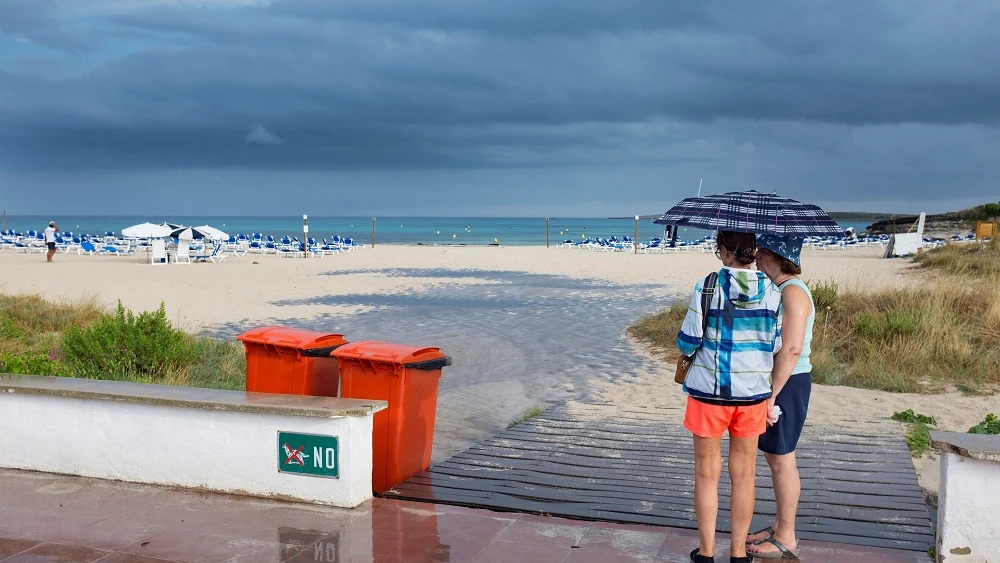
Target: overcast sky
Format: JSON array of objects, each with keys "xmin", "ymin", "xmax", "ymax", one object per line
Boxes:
[{"xmin": 1, "ymin": 0, "xmax": 998, "ymax": 217}]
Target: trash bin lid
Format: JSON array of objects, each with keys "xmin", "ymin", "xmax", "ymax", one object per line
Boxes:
[
  {"xmin": 331, "ymin": 341, "xmax": 451, "ymax": 369},
  {"xmin": 236, "ymin": 326, "xmax": 347, "ymax": 352}
]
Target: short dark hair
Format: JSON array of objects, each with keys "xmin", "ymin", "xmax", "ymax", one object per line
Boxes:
[
  {"xmin": 716, "ymin": 231, "xmax": 756, "ymax": 266},
  {"xmin": 760, "ymin": 248, "xmax": 802, "ymax": 275}
]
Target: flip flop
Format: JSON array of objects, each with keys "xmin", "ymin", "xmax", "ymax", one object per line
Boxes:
[
  {"xmin": 745, "ymin": 525, "xmax": 775, "ymax": 545},
  {"xmin": 747, "ymin": 535, "xmax": 800, "ymax": 560}
]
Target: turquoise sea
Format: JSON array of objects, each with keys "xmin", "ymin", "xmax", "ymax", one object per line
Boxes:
[{"xmin": 2, "ymin": 215, "xmax": 871, "ymax": 246}]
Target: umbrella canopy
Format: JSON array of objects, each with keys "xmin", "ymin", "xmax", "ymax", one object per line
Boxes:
[
  {"xmin": 121, "ymin": 222, "xmax": 170, "ymax": 238},
  {"xmin": 193, "ymin": 225, "xmax": 229, "ymax": 241},
  {"xmin": 654, "ymin": 190, "xmax": 843, "ymax": 236}
]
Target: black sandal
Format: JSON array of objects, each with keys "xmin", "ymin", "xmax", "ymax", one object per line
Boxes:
[
  {"xmin": 690, "ymin": 548, "xmax": 715, "ymax": 562},
  {"xmin": 746, "ymin": 525, "xmax": 775, "ymax": 545},
  {"xmin": 747, "ymin": 535, "xmax": 801, "ymax": 559}
]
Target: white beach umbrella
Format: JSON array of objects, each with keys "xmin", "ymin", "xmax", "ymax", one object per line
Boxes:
[
  {"xmin": 194, "ymin": 225, "xmax": 229, "ymax": 241},
  {"xmin": 121, "ymin": 222, "xmax": 170, "ymax": 238}
]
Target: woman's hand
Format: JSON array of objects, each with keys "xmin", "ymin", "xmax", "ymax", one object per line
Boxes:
[{"xmin": 766, "ymin": 397, "xmax": 779, "ymax": 426}]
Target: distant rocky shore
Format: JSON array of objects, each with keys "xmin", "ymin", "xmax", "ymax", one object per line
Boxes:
[{"xmin": 865, "ymin": 213, "xmax": 974, "ymax": 237}]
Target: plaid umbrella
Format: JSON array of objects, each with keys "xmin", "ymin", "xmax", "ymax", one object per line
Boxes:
[{"xmin": 654, "ymin": 190, "xmax": 843, "ymax": 236}]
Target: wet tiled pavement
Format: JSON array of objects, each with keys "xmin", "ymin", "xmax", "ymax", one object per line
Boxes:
[{"xmin": 0, "ymin": 469, "xmax": 929, "ymax": 562}]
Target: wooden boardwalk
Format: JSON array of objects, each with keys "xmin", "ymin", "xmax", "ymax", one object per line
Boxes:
[{"xmin": 384, "ymin": 404, "xmax": 934, "ymax": 552}]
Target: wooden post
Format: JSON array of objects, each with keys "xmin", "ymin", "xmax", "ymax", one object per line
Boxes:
[
  {"xmin": 546, "ymin": 217, "xmax": 549, "ymax": 248},
  {"xmin": 372, "ymin": 217, "xmax": 376, "ymax": 248},
  {"xmin": 634, "ymin": 215, "xmax": 639, "ymax": 254},
  {"xmin": 303, "ymin": 215, "xmax": 309, "ymax": 258}
]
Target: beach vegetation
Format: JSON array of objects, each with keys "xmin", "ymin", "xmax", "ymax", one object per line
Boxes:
[
  {"xmin": 508, "ymin": 405, "xmax": 546, "ymax": 428},
  {"xmin": 61, "ymin": 302, "xmax": 199, "ymax": 380},
  {"xmin": 968, "ymin": 414, "xmax": 1000, "ymax": 435},
  {"xmin": 808, "ymin": 280, "xmax": 839, "ymax": 310},
  {"xmin": 0, "ymin": 293, "xmax": 245, "ymax": 390},
  {"xmin": 628, "ymin": 240, "xmax": 1000, "ymax": 394},
  {"xmin": 627, "ymin": 300, "xmax": 689, "ymax": 363},
  {"xmin": 801, "ymin": 277, "xmax": 999, "ymax": 393},
  {"xmin": 892, "ymin": 410, "xmax": 937, "ymax": 456},
  {"xmin": 0, "ymin": 351, "xmax": 66, "ymax": 376},
  {"xmin": 914, "ymin": 234, "xmax": 1000, "ymax": 278}
]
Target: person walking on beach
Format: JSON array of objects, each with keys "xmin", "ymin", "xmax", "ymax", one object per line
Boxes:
[
  {"xmin": 745, "ymin": 235, "xmax": 813, "ymax": 560},
  {"xmin": 44, "ymin": 221, "xmax": 60, "ymax": 263},
  {"xmin": 678, "ymin": 231, "xmax": 782, "ymax": 563}
]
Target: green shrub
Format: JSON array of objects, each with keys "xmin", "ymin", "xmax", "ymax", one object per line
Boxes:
[
  {"xmin": 968, "ymin": 414, "xmax": 1000, "ymax": 435},
  {"xmin": 853, "ymin": 310, "xmax": 921, "ymax": 342},
  {"xmin": 0, "ymin": 351, "xmax": 66, "ymax": 376},
  {"xmin": 891, "ymin": 409, "xmax": 937, "ymax": 426},
  {"xmin": 809, "ymin": 280, "xmax": 839, "ymax": 310},
  {"xmin": 892, "ymin": 410, "xmax": 937, "ymax": 456},
  {"xmin": 60, "ymin": 301, "xmax": 198, "ymax": 381}
]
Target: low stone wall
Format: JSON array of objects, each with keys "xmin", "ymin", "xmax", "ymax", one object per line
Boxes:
[
  {"xmin": 0, "ymin": 375, "xmax": 387, "ymax": 508},
  {"xmin": 931, "ymin": 432, "xmax": 1000, "ymax": 563}
]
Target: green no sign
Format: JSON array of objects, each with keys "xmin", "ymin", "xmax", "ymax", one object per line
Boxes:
[{"xmin": 277, "ymin": 431, "xmax": 339, "ymax": 479}]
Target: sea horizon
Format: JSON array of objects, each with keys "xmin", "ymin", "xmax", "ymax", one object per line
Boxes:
[{"xmin": 2, "ymin": 214, "xmax": 872, "ymax": 247}]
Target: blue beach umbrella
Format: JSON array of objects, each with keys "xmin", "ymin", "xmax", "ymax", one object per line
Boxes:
[{"xmin": 654, "ymin": 190, "xmax": 842, "ymax": 236}]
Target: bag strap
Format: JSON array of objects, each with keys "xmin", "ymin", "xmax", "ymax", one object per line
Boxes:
[
  {"xmin": 685, "ymin": 272, "xmax": 719, "ymax": 361},
  {"xmin": 699, "ymin": 272, "xmax": 719, "ymax": 339}
]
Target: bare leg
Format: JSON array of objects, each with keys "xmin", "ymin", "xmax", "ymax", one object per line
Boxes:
[
  {"xmin": 47, "ymin": 249, "xmax": 55, "ymax": 262},
  {"xmin": 727, "ymin": 435, "xmax": 759, "ymax": 558},
  {"xmin": 693, "ymin": 435, "xmax": 722, "ymax": 558},
  {"xmin": 749, "ymin": 451, "xmax": 800, "ymax": 555}
]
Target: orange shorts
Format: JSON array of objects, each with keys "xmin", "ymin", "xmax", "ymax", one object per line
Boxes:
[{"xmin": 684, "ymin": 397, "xmax": 768, "ymax": 439}]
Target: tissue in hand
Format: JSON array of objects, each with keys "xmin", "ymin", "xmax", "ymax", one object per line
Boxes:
[{"xmin": 768, "ymin": 405, "xmax": 782, "ymax": 424}]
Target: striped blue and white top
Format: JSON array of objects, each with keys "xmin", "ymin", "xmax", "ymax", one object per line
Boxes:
[{"xmin": 677, "ymin": 267, "xmax": 782, "ymax": 402}]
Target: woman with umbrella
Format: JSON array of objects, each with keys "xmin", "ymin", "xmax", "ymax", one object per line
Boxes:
[
  {"xmin": 744, "ymin": 235, "xmax": 812, "ymax": 561},
  {"xmin": 677, "ymin": 231, "xmax": 782, "ymax": 563},
  {"xmin": 660, "ymin": 190, "xmax": 839, "ymax": 563}
]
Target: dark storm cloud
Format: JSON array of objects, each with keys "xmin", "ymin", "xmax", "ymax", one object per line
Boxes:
[
  {"xmin": 0, "ymin": 0, "xmax": 999, "ymax": 213},
  {"xmin": 0, "ymin": 0, "xmax": 98, "ymax": 53}
]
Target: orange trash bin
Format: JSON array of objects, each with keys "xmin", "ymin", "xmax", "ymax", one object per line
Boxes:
[
  {"xmin": 331, "ymin": 341, "xmax": 452, "ymax": 493},
  {"xmin": 237, "ymin": 326, "xmax": 347, "ymax": 396}
]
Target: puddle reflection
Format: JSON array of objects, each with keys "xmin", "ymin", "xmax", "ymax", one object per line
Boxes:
[
  {"xmin": 278, "ymin": 504, "xmax": 453, "ymax": 562},
  {"xmin": 279, "ymin": 527, "xmax": 340, "ymax": 562}
]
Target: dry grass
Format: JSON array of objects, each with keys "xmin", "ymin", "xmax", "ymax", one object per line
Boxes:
[
  {"xmin": 914, "ymin": 236, "xmax": 1000, "ymax": 278},
  {"xmin": 627, "ymin": 240, "xmax": 1000, "ymax": 394},
  {"xmin": 627, "ymin": 300, "xmax": 689, "ymax": 363},
  {"xmin": 811, "ymin": 277, "xmax": 1000, "ymax": 392},
  {"xmin": 169, "ymin": 339, "xmax": 247, "ymax": 391},
  {"xmin": 0, "ymin": 293, "xmax": 103, "ymax": 355}
]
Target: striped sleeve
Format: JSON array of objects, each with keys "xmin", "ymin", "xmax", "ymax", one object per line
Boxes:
[{"xmin": 676, "ymin": 281, "xmax": 704, "ymax": 357}]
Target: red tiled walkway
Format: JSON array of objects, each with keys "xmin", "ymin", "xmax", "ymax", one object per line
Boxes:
[{"xmin": 0, "ymin": 469, "xmax": 928, "ymax": 562}]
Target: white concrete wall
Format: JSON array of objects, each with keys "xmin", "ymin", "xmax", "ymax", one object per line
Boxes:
[
  {"xmin": 0, "ymin": 393, "xmax": 373, "ymax": 508},
  {"xmin": 937, "ymin": 452, "xmax": 1000, "ymax": 563}
]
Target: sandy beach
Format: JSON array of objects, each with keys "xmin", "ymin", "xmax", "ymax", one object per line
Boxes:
[
  {"xmin": 0, "ymin": 245, "xmax": 912, "ymax": 330},
  {"xmin": 0, "ymin": 245, "xmax": 984, "ymax": 498}
]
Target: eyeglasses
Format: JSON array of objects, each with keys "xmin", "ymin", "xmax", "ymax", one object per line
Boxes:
[{"xmin": 714, "ymin": 248, "xmax": 722, "ymax": 259}]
